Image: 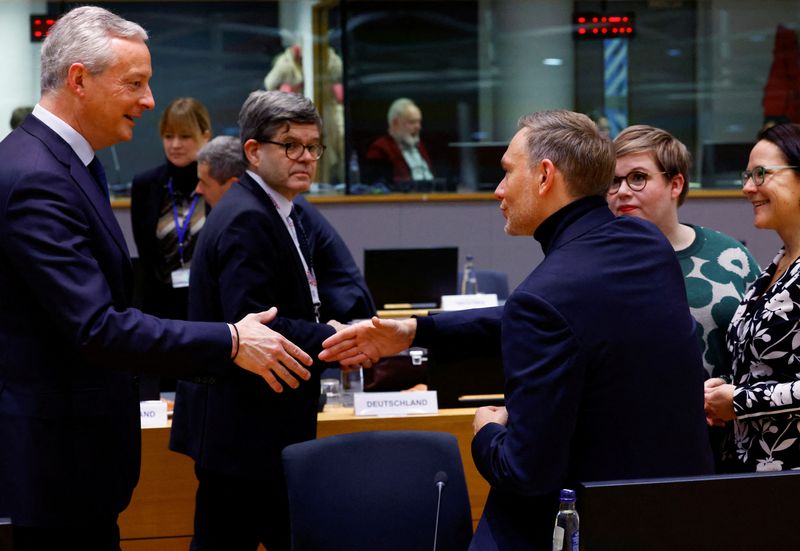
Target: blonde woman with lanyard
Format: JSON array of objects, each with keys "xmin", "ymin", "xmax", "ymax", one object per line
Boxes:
[{"xmin": 131, "ymin": 97, "xmax": 211, "ymax": 397}]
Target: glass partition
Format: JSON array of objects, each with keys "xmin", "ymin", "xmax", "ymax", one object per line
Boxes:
[{"xmin": 46, "ymin": 0, "xmax": 800, "ymax": 197}]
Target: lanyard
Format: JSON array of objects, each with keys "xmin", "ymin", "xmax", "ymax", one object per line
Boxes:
[
  {"xmin": 167, "ymin": 177, "xmax": 200, "ymax": 266},
  {"xmin": 267, "ymin": 196, "xmax": 321, "ymax": 322}
]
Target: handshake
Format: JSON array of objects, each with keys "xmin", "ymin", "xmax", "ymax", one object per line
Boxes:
[{"xmin": 236, "ymin": 311, "xmax": 417, "ymax": 393}]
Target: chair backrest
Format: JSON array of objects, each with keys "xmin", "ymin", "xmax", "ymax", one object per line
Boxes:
[
  {"xmin": 282, "ymin": 430, "xmax": 473, "ymax": 551},
  {"xmin": 457, "ymin": 269, "xmax": 510, "ymax": 300}
]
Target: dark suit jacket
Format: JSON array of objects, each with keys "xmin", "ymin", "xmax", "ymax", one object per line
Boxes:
[
  {"xmin": 364, "ymin": 134, "xmax": 433, "ymax": 184},
  {"xmin": 0, "ymin": 115, "xmax": 231, "ymax": 527},
  {"xmin": 170, "ymin": 173, "xmax": 336, "ymax": 478},
  {"xmin": 293, "ymin": 195, "xmax": 375, "ymax": 322},
  {"xmin": 415, "ymin": 197, "xmax": 714, "ymax": 550}
]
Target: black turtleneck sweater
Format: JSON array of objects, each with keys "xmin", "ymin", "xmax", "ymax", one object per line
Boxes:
[
  {"xmin": 533, "ymin": 195, "xmax": 608, "ymax": 255},
  {"xmin": 414, "ymin": 194, "xmax": 608, "ymax": 344}
]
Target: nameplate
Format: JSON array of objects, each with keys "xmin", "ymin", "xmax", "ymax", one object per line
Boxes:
[
  {"xmin": 140, "ymin": 400, "xmax": 169, "ymax": 428},
  {"xmin": 354, "ymin": 391, "xmax": 438, "ymax": 417},
  {"xmin": 440, "ymin": 293, "xmax": 498, "ymax": 311}
]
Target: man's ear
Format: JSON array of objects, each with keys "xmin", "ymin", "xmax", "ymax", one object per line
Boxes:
[
  {"xmin": 243, "ymin": 139, "xmax": 261, "ymax": 167},
  {"xmin": 537, "ymin": 159, "xmax": 556, "ymax": 195},
  {"xmin": 66, "ymin": 63, "xmax": 88, "ymax": 97}
]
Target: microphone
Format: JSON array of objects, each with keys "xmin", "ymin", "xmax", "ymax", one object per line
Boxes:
[{"xmin": 432, "ymin": 471, "xmax": 448, "ymax": 551}]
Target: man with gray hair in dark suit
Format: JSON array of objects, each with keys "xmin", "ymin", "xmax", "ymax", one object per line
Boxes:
[
  {"xmin": 195, "ymin": 135, "xmax": 247, "ymax": 208},
  {"xmin": 0, "ymin": 8, "xmax": 311, "ymax": 549},
  {"xmin": 172, "ymin": 90, "xmax": 346, "ymax": 551}
]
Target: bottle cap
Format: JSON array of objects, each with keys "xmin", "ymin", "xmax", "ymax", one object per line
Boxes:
[{"xmin": 560, "ymin": 488, "xmax": 576, "ymax": 501}]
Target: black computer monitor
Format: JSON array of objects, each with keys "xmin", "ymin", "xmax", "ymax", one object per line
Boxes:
[
  {"xmin": 579, "ymin": 470, "xmax": 800, "ymax": 550},
  {"xmin": 364, "ymin": 247, "xmax": 458, "ymax": 310},
  {"xmin": 426, "ymin": 351, "xmax": 505, "ymax": 408},
  {"xmin": 701, "ymin": 142, "xmax": 753, "ymax": 187}
]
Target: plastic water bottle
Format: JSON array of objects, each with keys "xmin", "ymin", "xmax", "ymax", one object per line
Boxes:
[
  {"xmin": 552, "ymin": 489, "xmax": 579, "ymax": 551},
  {"xmin": 460, "ymin": 255, "xmax": 479, "ymax": 294}
]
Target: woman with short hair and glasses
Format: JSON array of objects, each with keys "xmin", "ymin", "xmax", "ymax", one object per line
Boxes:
[
  {"xmin": 608, "ymin": 125, "xmax": 760, "ymax": 473},
  {"xmin": 608, "ymin": 125, "xmax": 759, "ymax": 380},
  {"xmin": 705, "ymin": 123, "xmax": 800, "ymax": 472}
]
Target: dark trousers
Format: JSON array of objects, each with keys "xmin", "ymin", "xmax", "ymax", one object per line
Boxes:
[
  {"xmin": 191, "ymin": 465, "xmax": 291, "ymax": 551},
  {"xmin": 11, "ymin": 519, "xmax": 120, "ymax": 551}
]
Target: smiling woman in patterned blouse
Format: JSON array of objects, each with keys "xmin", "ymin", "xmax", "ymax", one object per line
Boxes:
[{"xmin": 705, "ymin": 122, "xmax": 800, "ymax": 472}]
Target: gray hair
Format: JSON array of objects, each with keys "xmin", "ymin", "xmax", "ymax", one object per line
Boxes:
[
  {"xmin": 238, "ymin": 91, "xmax": 322, "ymax": 148},
  {"xmin": 518, "ymin": 110, "xmax": 615, "ymax": 198},
  {"xmin": 197, "ymin": 136, "xmax": 247, "ymax": 183},
  {"xmin": 387, "ymin": 98, "xmax": 417, "ymax": 125},
  {"xmin": 40, "ymin": 6, "xmax": 148, "ymax": 93}
]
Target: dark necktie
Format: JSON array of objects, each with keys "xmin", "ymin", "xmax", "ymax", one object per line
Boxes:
[
  {"xmin": 88, "ymin": 156, "xmax": 110, "ymax": 199},
  {"xmin": 289, "ymin": 208, "xmax": 314, "ymax": 269},
  {"xmin": 289, "ymin": 207, "xmax": 321, "ymax": 321}
]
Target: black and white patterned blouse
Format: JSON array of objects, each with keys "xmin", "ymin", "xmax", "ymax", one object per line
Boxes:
[{"xmin": 726, "ymin": 248, "xmax": 800, "ymax": 471}]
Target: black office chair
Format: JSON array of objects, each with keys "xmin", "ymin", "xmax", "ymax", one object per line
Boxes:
[{"xmin": 282, "ymin": 431, "xmax": 473, "ymax": 551}]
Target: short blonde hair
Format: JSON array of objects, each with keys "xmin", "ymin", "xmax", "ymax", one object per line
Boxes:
[
  {"xmin": 613, "ymin": 125, "xmax": 691, "ymax": 206},
  {"xmin": 518, "ymin": 110, "xmax": 615, "ymax": 198}
]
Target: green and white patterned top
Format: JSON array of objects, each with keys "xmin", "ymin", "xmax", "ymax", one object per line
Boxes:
[{"xmin": 677, "ymin": 224, "xmax": 759, "ymax": 378}]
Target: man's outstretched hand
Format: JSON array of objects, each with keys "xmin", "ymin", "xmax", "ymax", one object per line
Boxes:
[
  {"xmin": 233, "ymin": 308, "xmax": 312, "ymax": 392},
  {"xmin": 318, "ymin": 317, "xmax": 417, "ymax": 367}
]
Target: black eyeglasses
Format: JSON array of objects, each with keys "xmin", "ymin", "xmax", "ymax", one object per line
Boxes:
[
  {"xmin": 608, "ymin": 171, "xmax": 669, "ymax": 195},
  {"xmin": 741, "ymin": 165, "xmax": 798, "ymax": 187},
  {"xmin": 262, "ymin": 140, "xmax": 326, "ymax": 160}
]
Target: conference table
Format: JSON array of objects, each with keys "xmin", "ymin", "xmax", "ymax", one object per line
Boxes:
[{"xmin": 119, "ymin": 407, "xmax": 489, "ymax": 551}]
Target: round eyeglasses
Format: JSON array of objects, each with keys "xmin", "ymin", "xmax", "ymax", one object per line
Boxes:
[
  {"xmin": 741, "ymin": 165, "xmax": 798, "ymax": 187},
  {"xmin": 608, "ymin": 171, "xmax": 669, "ymax": 195},
  {"xmin": 263, "ymin": 140, "xmax": 326, "ymax": 160}
]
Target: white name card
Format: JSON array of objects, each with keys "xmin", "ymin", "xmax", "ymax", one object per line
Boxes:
[
  {"xmin": 440, "ymin": 293, "xmax": 498, "ymax": 311},
  {"xmin": 354, "ymin": 391, "xmax": 438, "ymax": 417},
  {"xmin": 140, "ymin": 400, "xmax": 169, "ymax": 428}
]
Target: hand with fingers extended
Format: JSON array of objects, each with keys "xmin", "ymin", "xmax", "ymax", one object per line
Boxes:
[
  {"xmin": 232, "ymin": 307, "xmax": 313, "ymax": 392},
  {"xmin": 318, "ymin": 316, "xmax": 416, "ymax": 367}
]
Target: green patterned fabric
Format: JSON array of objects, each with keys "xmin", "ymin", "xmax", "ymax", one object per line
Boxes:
[{"xmin": 677, "ymin": 224, "xmax": 759, "ymax": 377}]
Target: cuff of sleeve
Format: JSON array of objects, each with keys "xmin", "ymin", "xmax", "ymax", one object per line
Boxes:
[
  {"xmin": 471, "ymin": 422, "xmax": 506, "ymax": 480},
  {"xmin": 411, "ymin": 315, "xmax": 436, "ymax": 347},
  {"xmin": 191, "ymin": 322, "xmax": 235, "ymax": 384},
  {"xmin": 732, "ymin": 385, "xmax": 747, "ymax": 416}
]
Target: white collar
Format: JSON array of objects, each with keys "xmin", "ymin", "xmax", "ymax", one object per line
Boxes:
[
  {"xmin": 32, "ymin": 104, "xmax": 95, "ymax": 166},
  {"xmin": 246, "ymin": 169, "xmax": 294, "ymax": 218}
]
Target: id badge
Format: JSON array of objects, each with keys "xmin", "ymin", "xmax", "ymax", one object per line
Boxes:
[{"xmin": 171, "ymin": 267, "xmax": 190, "ymax": 288}]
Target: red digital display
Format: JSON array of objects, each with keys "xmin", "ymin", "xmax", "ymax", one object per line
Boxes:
[
  {"xmin": 573, "ymin": 12, "xmax": 635, "ymax": 39},
  {"xmin": 30, "ymin": 15, "xmax": 56, "ymax": 43}
]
